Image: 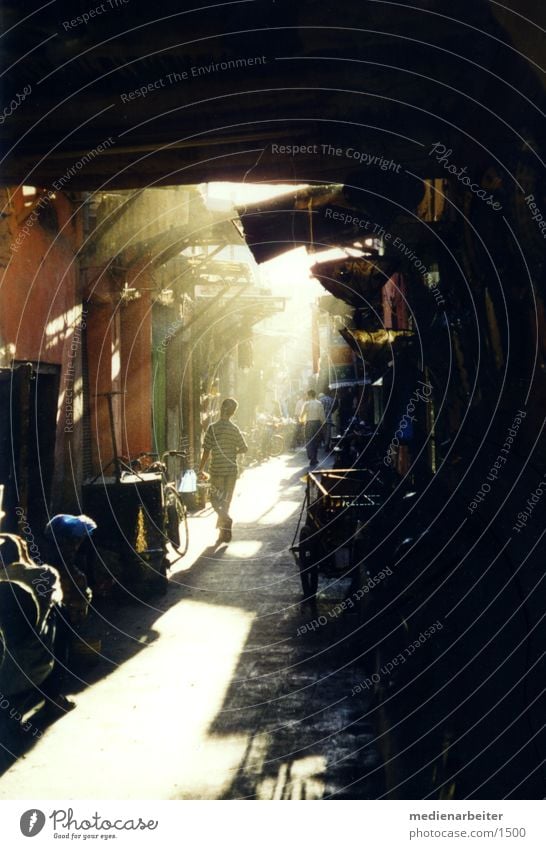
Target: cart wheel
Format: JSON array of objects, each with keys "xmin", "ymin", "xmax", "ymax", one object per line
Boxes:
[{"xmin": 298, "ymin": 524, "xmax": 319, "ymax": 598}]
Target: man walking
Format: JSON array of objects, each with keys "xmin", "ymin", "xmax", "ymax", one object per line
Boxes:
[
  {"xmin": 198, "ymin": 398, "xmax": 248, "ymax": 544},
  {"xmin": 299, "ymin": 389, "xmax": 326, "ymax": 467}
]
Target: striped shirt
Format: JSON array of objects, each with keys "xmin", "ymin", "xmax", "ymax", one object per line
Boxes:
[{"xmin": 203, "ymin": 419, "xmax": 248, "ymax": 477}]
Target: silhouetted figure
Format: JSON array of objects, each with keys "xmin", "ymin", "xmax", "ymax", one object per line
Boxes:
[
  {"xmin": 300, "ymin": 390, "xmax": 326, "ymax": 467},
  {"xmin": 198, "ymin": 398, "xmax": 248, "ymax": 544}
]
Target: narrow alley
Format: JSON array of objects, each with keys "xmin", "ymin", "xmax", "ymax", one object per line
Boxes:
[
  {"xmin": 1, "ymin": 2, "xmax": 546, "ymax": 825},
  {"xmin": 0, "ymin": 452, "xmax": 379, "ymax": 800}
]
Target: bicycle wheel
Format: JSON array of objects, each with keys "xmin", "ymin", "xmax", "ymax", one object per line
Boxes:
[
  {"xmin": 165, "ymin": 485, "xmax": 189, "ymax": 556},
  {"xmin": 269, "ymin": 433, "xmax": 284, "ymax": 457}
]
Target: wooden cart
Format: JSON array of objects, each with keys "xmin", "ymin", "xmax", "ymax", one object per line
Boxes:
[{"xmin": 291, "ymin": 468, "xmax": 384, "ymax": 605}]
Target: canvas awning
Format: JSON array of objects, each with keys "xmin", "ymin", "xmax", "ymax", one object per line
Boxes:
[
  {"xmin": 235, "ymin": 184, "xmax": 372, "ymax": 264},
  {"xmin": 311, "ymin": 255, "xmax": 397, "ymax": 308}
]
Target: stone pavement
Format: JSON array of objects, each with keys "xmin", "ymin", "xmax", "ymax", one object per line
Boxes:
[{"xmin": 0, "ymin": 452, "xmax": 381, "ymax": 799}]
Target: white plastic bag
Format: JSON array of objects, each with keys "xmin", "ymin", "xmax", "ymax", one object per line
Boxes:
[{"xmin": 178, "ymin": 469, "xmax": 197, "ymax": 493}]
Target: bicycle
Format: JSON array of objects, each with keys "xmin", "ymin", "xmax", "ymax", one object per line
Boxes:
[
  {"xmin": 138, "ymin": 450, "xmax": 190, "ymax": 558},
  {"xmin": 239, "ymin": 420, "xmax": 285, "ymax": 467},
  {"xmin": 268, "ymin": 422, "xmax": 285, "ymax": 457}
]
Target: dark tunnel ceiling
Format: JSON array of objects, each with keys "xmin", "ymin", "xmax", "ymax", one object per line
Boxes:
[{"xmin": 0, "ymin": 0, "xmax": 544, "ymax": 190}]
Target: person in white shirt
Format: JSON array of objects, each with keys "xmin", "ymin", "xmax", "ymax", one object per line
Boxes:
[
  {"xmin": 291, "ymin": 393, "xmax": 306, "ymax": 450},
  {"xmin": 299, "ymin": 390, "xmax": 326, "ymax": 466}
]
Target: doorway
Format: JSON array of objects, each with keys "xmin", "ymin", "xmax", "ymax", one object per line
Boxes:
[{"xmin": 0, "ymin": 362, "xmax": 60, "ymax": 532}]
